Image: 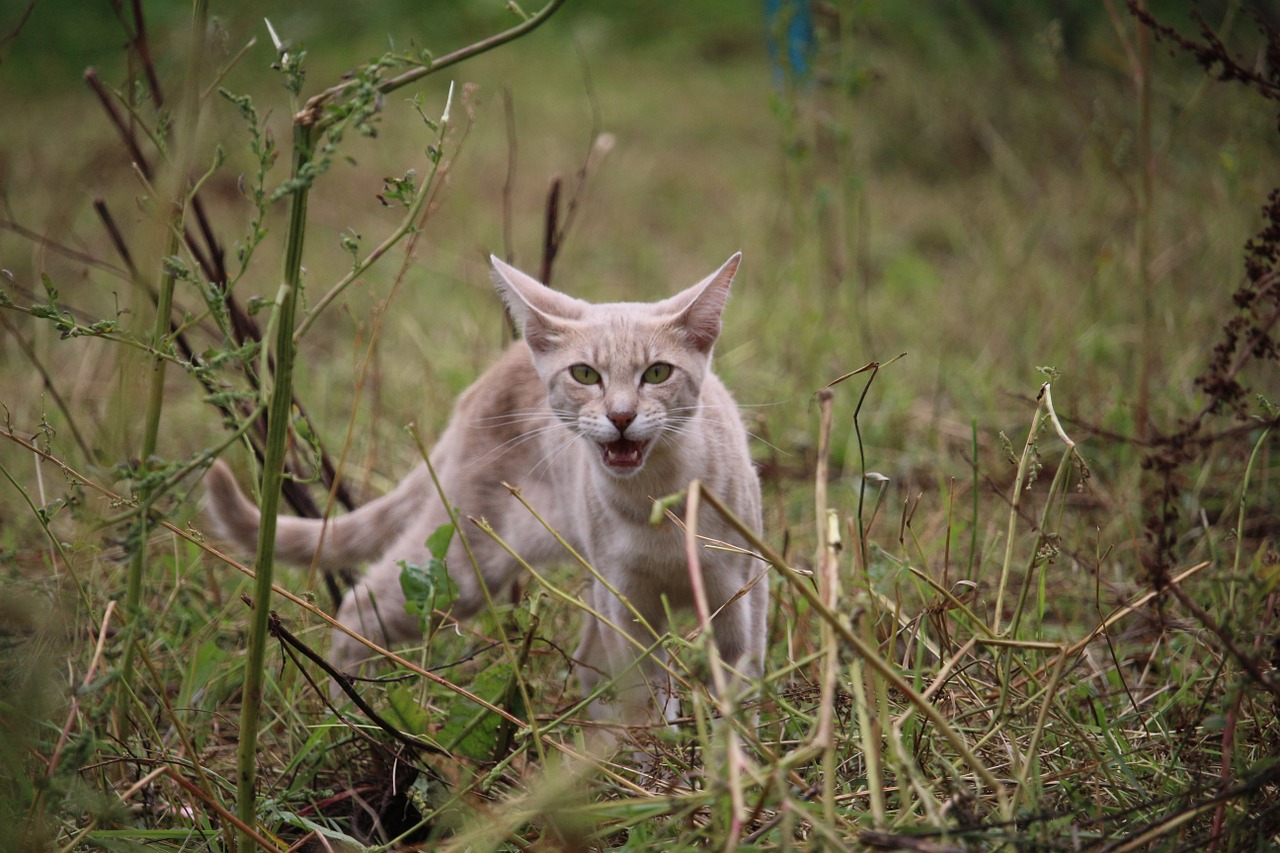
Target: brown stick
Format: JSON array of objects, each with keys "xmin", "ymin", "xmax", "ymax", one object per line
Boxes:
[{"xmin": 539, "ymin": 175, "xmax": 563, "ymax": 287}]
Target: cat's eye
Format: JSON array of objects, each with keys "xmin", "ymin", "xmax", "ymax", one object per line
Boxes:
[
  {"xmin": 570, "ymin": 363, "xmax": 601, "ymax": 385},
  {"xmin": 642, "ymin": 363, "xmax": 673, "ymax": 384}
]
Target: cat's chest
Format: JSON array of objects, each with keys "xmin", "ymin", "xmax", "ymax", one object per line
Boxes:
[{"xmin": 580, "ymin": 494, "xmax": 685, "ymax": 568}]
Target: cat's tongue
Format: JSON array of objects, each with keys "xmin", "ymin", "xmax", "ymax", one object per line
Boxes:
[{"xmin": 601, "ymin": 438, "xmax": 647, "ymax": 469}]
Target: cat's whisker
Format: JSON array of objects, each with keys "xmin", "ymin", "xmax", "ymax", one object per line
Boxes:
[
  {"xmin": 471, "ymin": 423, "xmax": 572, "ymax": 467},
  {"xmin": 522, "ymin": 431, "xmax": 581, "ymax": 485},
  {"xmin": 654, "ymin": 424, "xmax": 733, "ymax": 452},
  {"xmin": 669, "ymin": 401, "xmax": 781, "ymax": 413},
  {"xmin": 471, "ymin": 409, "xmax": 571, "ymax": 428},
  {"xmin": 660, "ymin": 413, "xmax": 789, "ymax": 455}
]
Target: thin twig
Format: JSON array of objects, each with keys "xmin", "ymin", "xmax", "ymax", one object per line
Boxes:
[
  {"xmin": 128, "ymin": 0, "xmax": 164, "ymax": 106},
  {"xmin": 501, "ymin": 86, "xmax": 517, "ymax": 268},
  {"xmin": 0, "ymin": 217, "xmax": 128, "ymax": 280},
  {"xmin": 0, "ymin": 0, "xmax": 38, "ymax": 50}
]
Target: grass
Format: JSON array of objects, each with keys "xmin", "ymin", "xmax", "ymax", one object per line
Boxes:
[{"xmin": 1, "ymin": 1, "xmax": 1279, "ymax": 850}]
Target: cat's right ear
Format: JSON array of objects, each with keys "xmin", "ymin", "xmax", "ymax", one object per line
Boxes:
[{"xmin": 489, "ymin": 255, "xmax": 587, "ymax": 353}]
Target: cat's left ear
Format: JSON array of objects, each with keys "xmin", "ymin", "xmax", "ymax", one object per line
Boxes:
[
  {"xmin": 490, "ymin": 255, "xmax": 588, "ymax": 353},
  {"xmin": 663, "ymin": 252, "xmax": 741, "ymax": 353}
]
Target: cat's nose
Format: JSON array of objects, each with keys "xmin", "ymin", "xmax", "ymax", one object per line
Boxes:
[{"xmin": 607, "ymin": 411, "xmax": 636, "ymax": 435}]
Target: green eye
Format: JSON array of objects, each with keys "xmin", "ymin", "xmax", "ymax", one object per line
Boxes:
[
  {"xmin": 642, "ymin": 363, "xmax": 673, "ymax": 384},
  {"xmin": 570, "ymin": 363, "xmax": 601, "ymax": 385}
]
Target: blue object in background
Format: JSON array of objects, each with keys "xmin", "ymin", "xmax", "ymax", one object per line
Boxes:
[{"xmin": 764, "ymin": 0, "xmax": 815, "ymax": 82}]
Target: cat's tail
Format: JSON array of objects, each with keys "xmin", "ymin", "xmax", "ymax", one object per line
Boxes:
[{"xmin": 203, "ymin": 459, "xmax": 424, "ymax": 569}]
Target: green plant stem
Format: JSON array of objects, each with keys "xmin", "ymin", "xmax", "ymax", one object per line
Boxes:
[
  {"xmin": 1135, "ymin": 0, "xmax": 1155, "ymax": 440},
  {"xmin": 118, "ymin": 0, "xmax": 209, "ymax": 734},
  {"xmin": 116, "ymin": 184, "xmax": 178, "ymax": 737},
  {"xmin": 234, "ymin": 120, "xmax": 313, "ymax": 852}
]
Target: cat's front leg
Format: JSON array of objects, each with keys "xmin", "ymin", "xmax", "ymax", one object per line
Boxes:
[
  {"xmin": 329, "ymin": 555, "xmax": 423, "ymax": 692},
  {"xmin": 577, "ymin": 581, "xmax": 678, "ymax": 725},
  {"xmin": 332, "ymin": 554, "xmax": 420, "ymax": 659},
  {"xmin": 706, "ymin": 556, "xmax": 769, "ymax": 681},
  {"xmin": 330, "ymin": 518, "xmax": 525, "ymax": 679}
]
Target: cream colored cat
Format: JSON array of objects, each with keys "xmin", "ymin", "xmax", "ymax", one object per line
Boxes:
[{"xmin": 205, "ymin": 254, "xmax": 767, "ymax": 723}]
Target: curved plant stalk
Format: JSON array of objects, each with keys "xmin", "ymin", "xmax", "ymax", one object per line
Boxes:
[
  {"xmin": 993, "ymin": 396, "xmax": 1044, "ymax": 636},
  {"xmin": 297, "ymin": 0, "xmax": 568, "ymax": 130},
  {"xmin": 683, "ymin": 480, "xmax": 749, "ymax": 850},
  {"xmin": 992, "ymin": 380, "xmax": 1080, "ymax": 637}
]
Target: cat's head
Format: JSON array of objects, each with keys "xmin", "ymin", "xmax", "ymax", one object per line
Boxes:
[{"xmin": 490, "ymin": 254, "xmax": 741, "ymax": 478}]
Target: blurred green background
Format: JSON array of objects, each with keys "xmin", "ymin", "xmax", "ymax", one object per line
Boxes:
[{"xmin": 1, "ymin": 0, "xmax": 1276, "ymax": 560}]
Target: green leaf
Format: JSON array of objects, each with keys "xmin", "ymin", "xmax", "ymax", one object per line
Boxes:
[
  {"xmin": 437, "ymin": 663, "xmax": 525, "ymax": 761},
  {"xmin": 385, "ymin": 685, "xmax": 432, "ymax": 737},
  {"xmin": 426, "ymin": 521, "xmax": 454, "ymax": 559},
  {"xmin": 1201, "ymin": 714, "xmax": 1227, "ymax": 731},
  {"xmin": 400, "ymin": 549, "xmax": 457, "ymax": 622},
  {"xmin": 180, "ymin": 640, "xmax": 229, "ymax": 711}
]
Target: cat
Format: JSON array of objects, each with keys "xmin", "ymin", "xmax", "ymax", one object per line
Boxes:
[{"xmin": 205, "ymin": 253, "xmax": 767, "ymax": 724}]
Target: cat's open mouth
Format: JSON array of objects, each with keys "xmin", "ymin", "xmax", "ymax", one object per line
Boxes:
[{"xmin": 600, "ymin": 438, "xmax": 649, "ymax": 470}]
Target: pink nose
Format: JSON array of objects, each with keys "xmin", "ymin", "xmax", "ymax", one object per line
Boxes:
[{"xmin": 608, "ymin": 411, "xmax": 636, "ymax": 434}]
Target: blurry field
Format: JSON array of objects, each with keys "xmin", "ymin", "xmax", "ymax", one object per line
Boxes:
[{"xmin": 1, "ymin": 1, "xmax": 1278, "ymax": 849}]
